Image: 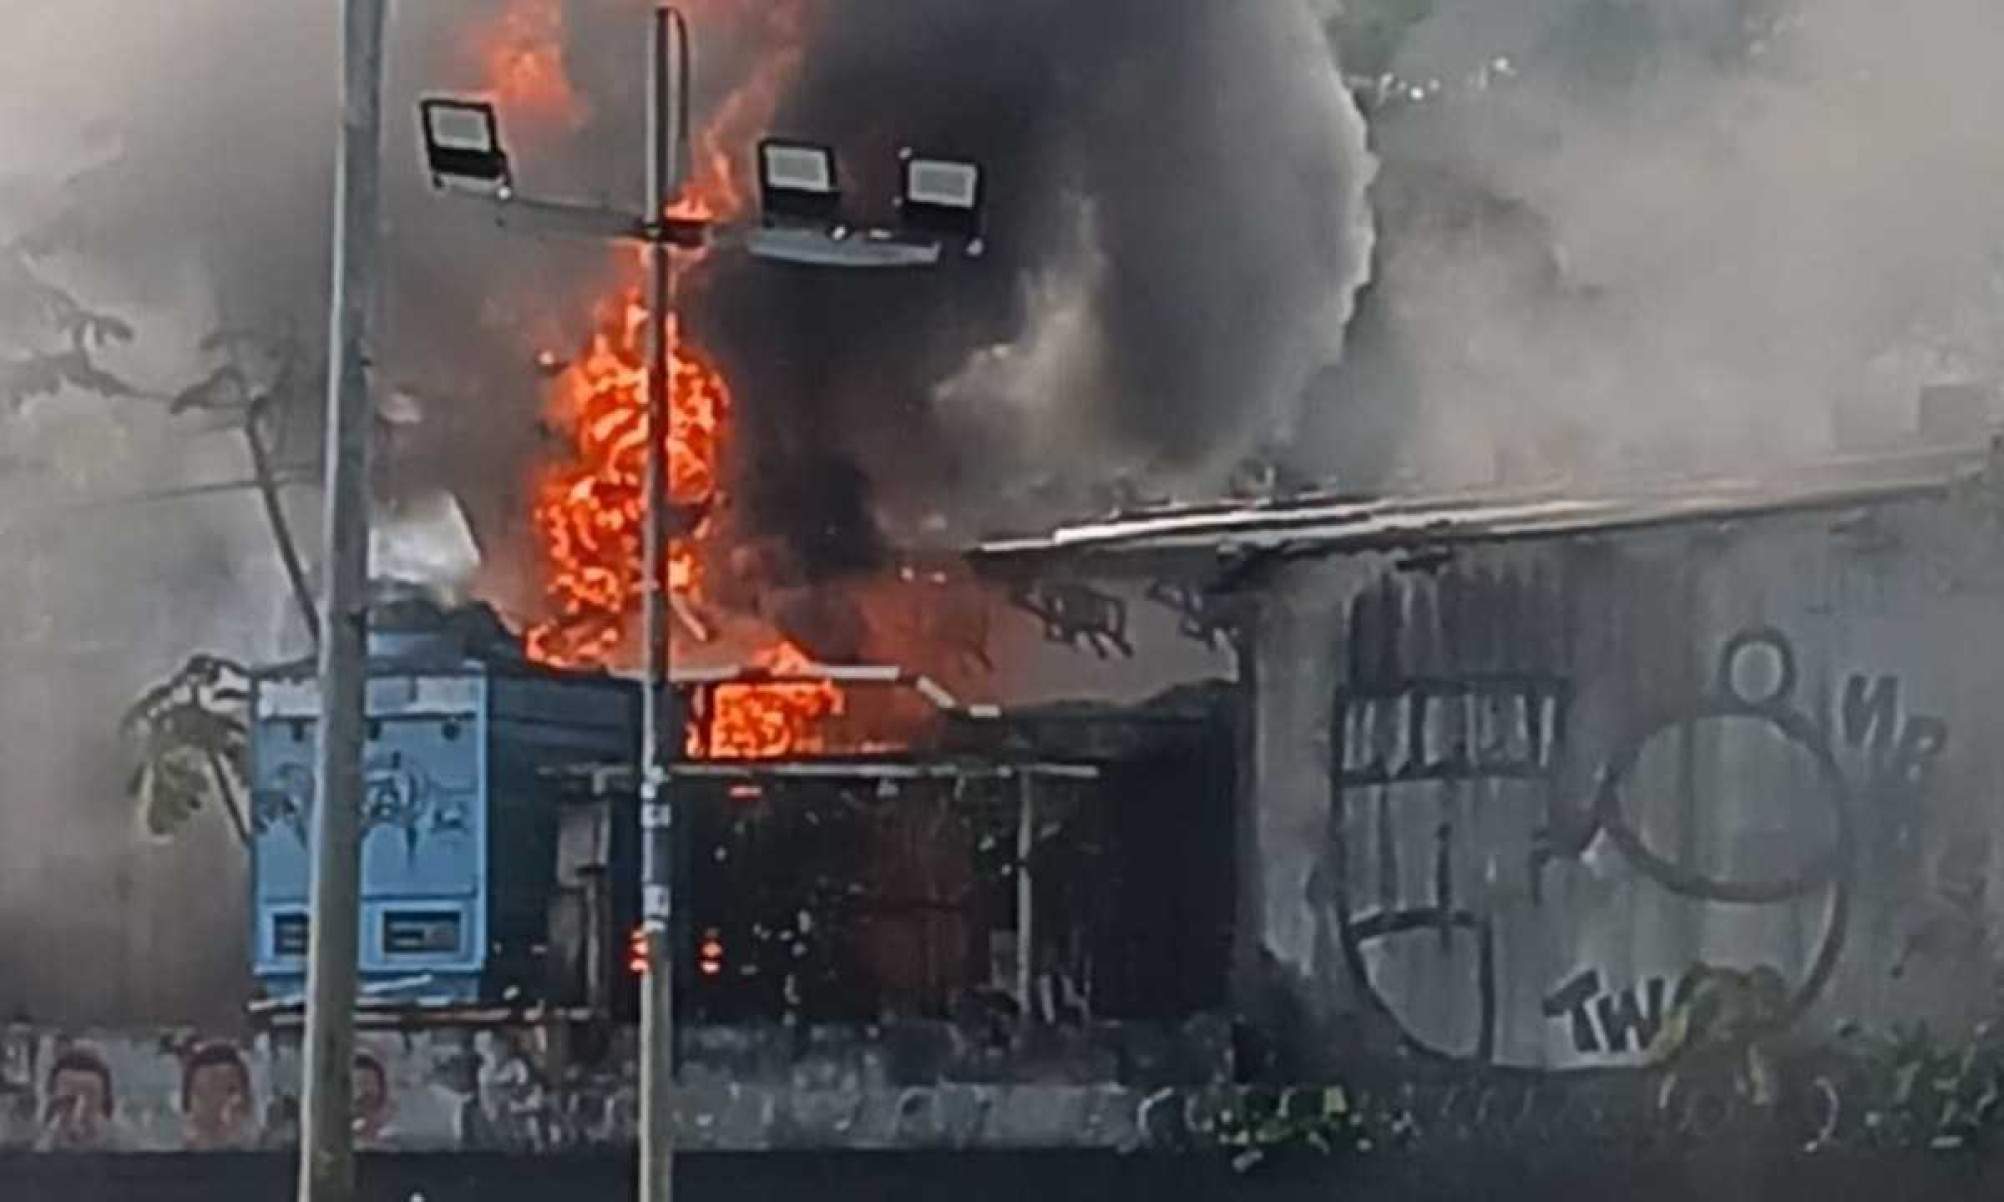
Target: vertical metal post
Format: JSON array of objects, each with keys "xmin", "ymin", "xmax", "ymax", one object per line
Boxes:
[
  {"xmin": 300, "ymin": 0, "xmax": 387, "ymax": 1199},
  {"xmin": 640, "ymin": 9, "xmax": 687, "ymax": 1202},
  {"xmin": 1016, "ymin": 772, "xmax": 1035, "ymax": 1019}
]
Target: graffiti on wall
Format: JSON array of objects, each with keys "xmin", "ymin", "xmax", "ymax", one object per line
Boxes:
[
  {"xmin": 1336, "ymin": 676, "xmax": 1569, "ymax": 787},
  {"xmin": 1540, "ymin": 969, "xmax": 1671, "ymax": 1056},
  {"xmin": 1323, "ymin": 563, "xmax": 1972, "ymax": 1072},
  {"xmin": 255, "ymin": 757, "xmax": 478, "ymax": 852}
]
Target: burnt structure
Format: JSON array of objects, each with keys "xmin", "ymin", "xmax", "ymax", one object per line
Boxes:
[
  {"xmin": 242, "ymin": 588, "xmax": 1238, "ymax": 1090},
  {"xmin": 978, "ymin": 443, "xmax": 2004, "ymax": 1076},
  {"xmin": 672, "ymin": 692, "xmax": 1236, "ymax": 1030}
]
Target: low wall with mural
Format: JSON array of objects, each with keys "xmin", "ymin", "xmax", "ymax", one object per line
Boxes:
[
  {"xmin": 0, "ymin": 1018, "xmax": 1235, "ymax": 1155},
  {"xmin": 2, "ymin": 1019, "xmax": 2001, "ymax": 1163}
]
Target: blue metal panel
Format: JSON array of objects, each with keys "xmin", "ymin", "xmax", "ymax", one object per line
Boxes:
[
  {"xmin": 248, "ymin": 615, "xmax": 642, "ymax": 1007},
  {"xmin": 249, "ymin": 670, "xmax": 491, "ymax": 1001}
]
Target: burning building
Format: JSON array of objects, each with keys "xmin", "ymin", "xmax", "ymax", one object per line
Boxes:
[
  {"xmin": 243, "ymin": 587, "xmax": 1235, "ymax": 1049},
  {"xmin": 20, "ymin": 0, "xmax": 2004, "ymax": 1174},
  {"xmin": 12, "ymin": 438, "xmax": 2004, "ymax": 1158},
  {"xmin": 2, "ymin": 0, "xmax": 1367, "ymax": 1092}
]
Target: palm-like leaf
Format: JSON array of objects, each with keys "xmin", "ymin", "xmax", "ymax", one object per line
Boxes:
[{"xmin": 122, "ymin": 656, "xmax": 252, "ymax": 845}]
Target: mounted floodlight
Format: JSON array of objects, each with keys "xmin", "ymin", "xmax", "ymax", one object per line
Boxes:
[
  {"xmin": 898, "ymin": 150, "xmax": 985, "ymax": 253},
  {"xmin": 757, "ymin": 138, "xmax": 842, "ymax": 227},
  {"xmin": 420, "ymin": 98, "xmax": 511, "ymax": 191}
]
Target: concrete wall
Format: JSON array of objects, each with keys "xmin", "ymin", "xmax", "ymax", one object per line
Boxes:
[
  {"xmin": 0, "ymin": 1017, "xmax": 1229, "ymax": 1155},
  {"xmin": 1245, "ymin": 489, "xmax": 2004, "ymax": 1070}
]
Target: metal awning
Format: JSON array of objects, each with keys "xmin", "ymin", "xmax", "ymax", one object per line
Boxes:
[{"xmin": 970, "ymin": 444, "xmax": 1998, "ymax": 580}]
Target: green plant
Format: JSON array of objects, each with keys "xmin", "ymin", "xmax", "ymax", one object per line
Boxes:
[
  {"xmin": 121, "ymin": 655, "xmax": 252, "ymax": 845},
  {"xmin": 1210, "ymin": 1086, "xmax": 1373, "ymax": 1173}
]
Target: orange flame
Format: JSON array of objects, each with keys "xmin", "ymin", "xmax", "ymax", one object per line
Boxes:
[
  {"xmin": 524, "ymin": 294, "xmax": 724, "ymax": 668},
  {"xmin": 507, "ymin": 0, "xmax": 873, "ymax": 762},
  {"xmin": 695, "ymin": 642, "xmax": 847, "ymax": 761},
  {"xmin": 474, "ymin": 0, "xmax": 586, "ymax": 129}
]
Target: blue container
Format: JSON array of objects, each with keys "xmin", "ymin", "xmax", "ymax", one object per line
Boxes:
[{"xmin": 248, "ymin": 601, "xmax": 638, "ymax": 1006}]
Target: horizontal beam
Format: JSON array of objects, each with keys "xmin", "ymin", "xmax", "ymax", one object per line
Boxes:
[{"xmin": 547, "ymin": 759, "xmax": 1101, "ymax": 788}]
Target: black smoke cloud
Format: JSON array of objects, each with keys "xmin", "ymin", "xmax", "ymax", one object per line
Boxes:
[
  {"xmin": 675, "ymin": 0, "xmax": 1375, "ymax": 563},
  {"xmin": 7, "ymin": 0, "xmax": 1376, "ymax": 607}
]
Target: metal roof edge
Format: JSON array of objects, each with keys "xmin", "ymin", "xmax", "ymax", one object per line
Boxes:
[{"xmin": 969, "ymin": 443, "xmax": 1996, "ymax": 573}]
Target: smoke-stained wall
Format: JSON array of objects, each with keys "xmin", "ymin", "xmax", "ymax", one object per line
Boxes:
[{"xmin": 1244, "ymin": 485, "xmax": 2004, "ymax": 1071}]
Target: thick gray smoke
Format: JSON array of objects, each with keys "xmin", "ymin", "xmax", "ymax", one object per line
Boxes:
[
  {"xmin": 0, "ymin": 1, "xmax": 345, "ymax": 1023},
  {"xmin": 0, "ymin": 0, "xmax": 1374, "ymax": 1020},
  {"xmin": 1305, "ymin": 0, "xmax": 2004, "ymax": 491},
  {"xmin": 0, "ymin": 0, "xmax": 622, "ymax": 1023}
]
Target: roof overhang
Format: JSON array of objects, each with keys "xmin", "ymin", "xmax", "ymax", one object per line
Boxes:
[{"xmin": 969, "ymin": 444, "xmax": 2001, "ymax": 587}]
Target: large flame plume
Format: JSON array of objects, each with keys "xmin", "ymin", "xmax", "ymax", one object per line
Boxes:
[
  {"xmin": 485, "ymin": 0, "xmax": 847, "ymax": 760},
  {"xmin": 523, "ymin": 296, "xmax": 725, "ymax": 668}
]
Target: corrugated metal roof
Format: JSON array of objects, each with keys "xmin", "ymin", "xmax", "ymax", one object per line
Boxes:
[{"xmin": 972, "ymin": 444, "xmax": 1997, "ymax": 574}]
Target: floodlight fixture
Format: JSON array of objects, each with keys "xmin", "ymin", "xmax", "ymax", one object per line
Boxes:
[
  {"xmin": 757, "ymin": 138, "xmax": 842, "ymax": 228},
  {"xmin": 898, "ymin": 150, "xmax": 985, "ymax": 254},
  {"xmin": 420, "ymin": 98, "xmax": 511, "ymax": 191}
]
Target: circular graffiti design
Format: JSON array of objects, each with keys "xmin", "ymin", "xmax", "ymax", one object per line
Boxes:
[
  {"xmin": 1591, "ymin": 630, "xmax": 1855, "ymax": 1026},
  {"xmin": 1331, "ymin": 628, "xmax": 1859, "ymax": 1066}
]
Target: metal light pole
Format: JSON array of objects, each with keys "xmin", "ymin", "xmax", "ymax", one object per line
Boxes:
[
  {"xmin": 639, "ymin": 8, "xmax": 690, "ymax": 1202},
  {"xmin": 300, "ymin": 0, "xmax": 387, "ymax": 1199},
  {"xmin": 416, "ymin": 19, "xmax": 977, "ymax": 1199}
]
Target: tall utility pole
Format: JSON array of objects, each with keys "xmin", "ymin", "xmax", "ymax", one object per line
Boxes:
[
  {"xmin": 640, "ymin": 15, "xmax": 691, "ymax": 1202},
  {"xmin": 413, "ymin": 14, "xmax": 972, "ymax": 1200},
  {"xmin": 300, "ymin": 1, "xmax": 387, "ymax": 1199}
]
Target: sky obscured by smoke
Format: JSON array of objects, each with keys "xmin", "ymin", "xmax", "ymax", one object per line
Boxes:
[
  {"xmin": 0, "ymin": 1, "xmax": 345, "ymax": 1022},
  {"xmin": 1308, "ymin": 0, "xmax": 2004, "ymax": 491},
  {"xmin": 0, "ymin": 0, "xmax": 553, "ymax": 1022},
  {"xmin": 687, "ymin": 0, "xmax": 1375, "ymax": 551},
  {"xmin": 13, "ymin": 0, "xmax": 2004, "ymax": 679}
]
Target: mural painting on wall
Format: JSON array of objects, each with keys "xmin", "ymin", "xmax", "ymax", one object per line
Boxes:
[
  {"xmin": 1323, "ymin": 566, "xmax": 1982, "ymax": 1074},
  {"xmin": 0, "ymin": 1027, "xmax": 635, "ymax": 1154}
]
